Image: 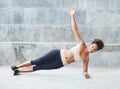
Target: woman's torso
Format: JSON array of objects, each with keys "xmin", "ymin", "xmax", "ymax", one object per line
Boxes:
[{"xmin": 60, "ymin": 44, "xmax": 88, "ymax": 66}]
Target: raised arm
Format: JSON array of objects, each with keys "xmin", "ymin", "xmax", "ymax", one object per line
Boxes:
[{"xmin": 71, "ymin": 7, "xmax": 84, "ymax": 44}]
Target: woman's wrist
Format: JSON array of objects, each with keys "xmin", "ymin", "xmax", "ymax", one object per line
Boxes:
[
  {"xmin": 83, "ymin": 72, "xmax": 90, "ymax": 79},
  {"xmin": 71, "ymin": 14, "xmax": 74, "ymax": 17},
  {"xmin": 83, "ymin": 71, "xmax": 88, "ymax": 74}
]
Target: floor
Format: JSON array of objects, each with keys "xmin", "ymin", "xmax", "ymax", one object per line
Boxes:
[{"xmin": 0, "ymin": 66, "xmax": 120, "ymax": 89}]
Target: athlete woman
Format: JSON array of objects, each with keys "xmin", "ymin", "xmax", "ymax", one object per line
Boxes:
[{"xmin": 11, "ymin": 7, "xmax": 104, "ymax": 79}]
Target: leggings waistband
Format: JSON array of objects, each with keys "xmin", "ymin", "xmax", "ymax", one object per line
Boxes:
[{"xmin": 60, "ymin": 49, "xmax": 68, "ymax": 66}]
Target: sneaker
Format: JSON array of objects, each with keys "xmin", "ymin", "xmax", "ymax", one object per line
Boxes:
[
  {"xmin": 13, "ymin": 69, "xmax": 19, "ymax": 76},
  {"xmin": 11, "ymin": 66, "xmax": 17, "ymax": 70}
]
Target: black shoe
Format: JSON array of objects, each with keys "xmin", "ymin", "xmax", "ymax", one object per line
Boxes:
[
  {"xmin": 11, "ymin": 66, "xmax": 17, "ymax": 70},
  {"xmin": 13, "ymin": 69, "xmax": 19, "ymax": 76}
]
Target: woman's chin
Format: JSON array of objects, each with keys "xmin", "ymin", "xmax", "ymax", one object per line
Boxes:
[
  {"xmin": 88, "ymin": 50, "xmax": 93, "ymax": 53},
  {"xmin": 88, "ymin": 50, "xmax": 91, "ymax": 53}
]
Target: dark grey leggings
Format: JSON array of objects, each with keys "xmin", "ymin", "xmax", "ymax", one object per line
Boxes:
[{"xmin": 31, "ymin": 49, "xmax": 64, "ymax": 71}]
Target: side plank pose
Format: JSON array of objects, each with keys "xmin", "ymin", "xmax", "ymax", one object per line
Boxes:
[{"xmin": 11, "ymin": 7, "xmax": 104, "ymax": 79}]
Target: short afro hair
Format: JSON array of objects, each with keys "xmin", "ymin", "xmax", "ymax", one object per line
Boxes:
[{"xmin": 91, "ymin": 38, "xmax": 104, "ymax": 50}]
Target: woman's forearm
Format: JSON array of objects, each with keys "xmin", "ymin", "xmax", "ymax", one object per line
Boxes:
[
  {"xmin": 83, "ymin": 64, "xmax": 88, "ymax": 73},
  {"xmin": 83, "ymin": 60, "xmax": 90, "ymax": 79},
  {"xmin": 71, "ymin": 15, "xmax": 78, "ymax": 32}
]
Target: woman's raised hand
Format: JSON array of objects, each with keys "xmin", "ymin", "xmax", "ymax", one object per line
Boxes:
[{"xmin": 71, "ymin": 6, "xmax": 76, "ymax": 16}]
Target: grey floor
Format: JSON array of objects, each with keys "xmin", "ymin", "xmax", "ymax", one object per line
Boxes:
[{"xmin": 0, "ymin": 66, "xmax": 120, "ymax": 89}]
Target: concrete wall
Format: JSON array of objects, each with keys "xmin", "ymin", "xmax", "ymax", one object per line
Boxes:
[{"xmin": 0, "ymin": 0, "xmax": 120, "ymax": 67}]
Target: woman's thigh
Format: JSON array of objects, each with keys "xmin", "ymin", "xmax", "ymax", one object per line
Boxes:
[{"xmin": 31, "ymin": 49, "xmax": 60, "ymax": 65}]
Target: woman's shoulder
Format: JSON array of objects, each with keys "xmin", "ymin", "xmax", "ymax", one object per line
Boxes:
[
  {"xmin": 82, "ymin": 54, "xmax": 89, "ymax": 62},
  {"xmin": 78, "ymin": 41, "xmax": 87, "ymax": 49}
]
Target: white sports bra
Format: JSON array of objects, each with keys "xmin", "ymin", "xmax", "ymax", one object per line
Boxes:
[{"xmin": 60, "ymin": 44, "xmax": 83, "ymax": 66}]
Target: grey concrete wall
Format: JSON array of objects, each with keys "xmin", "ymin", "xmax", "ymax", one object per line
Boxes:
[{"xmin": 0, "ymin": 0, "xmax": 120, "ymax": 67}]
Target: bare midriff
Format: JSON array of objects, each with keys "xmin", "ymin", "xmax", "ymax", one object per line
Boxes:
[
  {"xmin": 64, "ymin": 50, "xmax": 75, "ymax": 63},
  {"xmin": 60, "ymin": 49, "xmax": 75, "ymax": 65}
]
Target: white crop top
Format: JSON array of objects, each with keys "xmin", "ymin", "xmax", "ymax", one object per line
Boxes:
[{"xmin": 60, "ymin": 44, "xmax": 83, "ymax": 66}]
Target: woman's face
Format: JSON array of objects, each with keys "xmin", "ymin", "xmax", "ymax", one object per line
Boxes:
[{"xmin": 88, "ymin": 43, "xmax": 98, "ymax": 53}]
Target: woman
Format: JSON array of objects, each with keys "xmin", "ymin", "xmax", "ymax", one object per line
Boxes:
[{"xmin": 11, "ymin": 7, "xmax": 104, "ymax": 79}]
